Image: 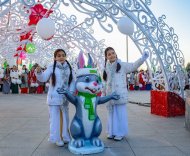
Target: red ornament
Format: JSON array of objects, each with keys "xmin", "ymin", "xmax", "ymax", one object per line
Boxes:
[
  {"xmin": 28, "ymin": 4, "xmax": 53, "ymax": 26},
  {"xmin": 16, "ymin": 46, "xmax": 22, "ymax": 51},
  {"xmin": 23, "ymin": 45, "xmax": 26, "ymax": 51},
  {"xmin": 14, "ymin": 53, "xmax": 19, "ymax": 57},
  {"xmin": 20, "ymin": 31, "xmax": 33, "ymax": 41},
  {"xmin": 16, "ymin": 45, "xmax": 26, "ymax": 52}
]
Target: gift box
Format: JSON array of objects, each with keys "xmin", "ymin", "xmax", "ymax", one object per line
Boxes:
[
  {"xmin": 151, "ymin": 90, "xmax": 185, "ymax": 117},
  {"xmin": 20, "ymin": 88, "xmax": 28, "ymax": 94}
]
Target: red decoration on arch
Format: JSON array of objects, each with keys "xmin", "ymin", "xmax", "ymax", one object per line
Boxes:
[
  {"xmin": 28, "ymin": 4, "xmax": 53, "ymax": 26},
  {"xmin": 16, "ymin": 45, "xmax": 26, "ymax": 52},
  {"xmin": 20, "ymin": 31, "xmax": 33, "ymax": 41},
  {"xmin": 14, "ymin": 53, "xmax": 19, "ymax": 57},
  {"xmin": 16, "ymin": 46, "xmax": 22, "ymax": 51}
]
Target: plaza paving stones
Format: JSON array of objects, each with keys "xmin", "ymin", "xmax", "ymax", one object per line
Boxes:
[{"xmin": 0, "ymin": 91, "xmax": 190, "ymax": 156}]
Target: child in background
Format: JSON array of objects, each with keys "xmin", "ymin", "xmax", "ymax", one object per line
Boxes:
[
  {"xmin": 2, "ymin": 65, "xmax": 11, "ymax": 94},
  {"xmin": 20, "ymin": 65, "xmax": 29, "ymax": 93},
  {"xmin": 10, "ymin": 65, "xmax": 21, "ymax": 94},
  {"xmin": 103, "ymin": 47, "xmax": 148, "ymax": 141},
  {"xmin": 35, "ymin": 49, "xmax": 75, "ymax": 146},
  {"xmin": 28, "ymin": 65, "xmax": 38, "ymax": 93}
]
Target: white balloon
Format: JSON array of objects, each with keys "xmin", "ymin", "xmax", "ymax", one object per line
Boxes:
[
  {"xmin": 36, "ymin": 18, "xmax": 55, "ymax": 40},
  {"xmin": 117, "ymin": 16, "xmax": 134, "ymax": 35}
]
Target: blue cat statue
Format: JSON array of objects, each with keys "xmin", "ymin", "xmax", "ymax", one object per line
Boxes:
[{"xmin": 57, "ymin": 67, "xmax": 119, "ymax": 154}]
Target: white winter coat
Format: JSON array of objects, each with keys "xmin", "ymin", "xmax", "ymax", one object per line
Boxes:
[
  {"xmin": 35, "ymin": 61, "xmax": 75, "ymax": 105},
  {"xmin": 104, "ymin": 57, "xmax": 146, "ymax": 105},
  {"xmin": 10, "ymin": 70, "xmax": 20, "ymax": 79}
]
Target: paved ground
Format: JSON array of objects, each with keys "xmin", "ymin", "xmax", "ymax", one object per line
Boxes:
[
  {"xmin": 128, "ymin": 91, "xmax": 150, "ymax": 106},
  {"xmin": 0, "ymin": 91, "xmax": 190, "ymax": 156}
]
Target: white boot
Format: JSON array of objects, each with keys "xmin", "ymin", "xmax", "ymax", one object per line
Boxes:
[{"xmin": 56, "ymin": 140, "xmax": 64, "ymax": 147}]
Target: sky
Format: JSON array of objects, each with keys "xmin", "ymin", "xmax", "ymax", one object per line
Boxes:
[
  {"xmin": 150, "ymin": 0, "xmax": 190, "ymax": 66},
  {"xmin": 89, "ymin": 0, "xmax": 190, "ymax": 68}
]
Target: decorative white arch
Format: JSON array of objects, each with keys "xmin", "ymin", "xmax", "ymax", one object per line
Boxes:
[
  {"xmin": 0, "ymin": 1, "xmax": 106, "ymax": 68},
  {"xmin": 0, "ymin": 0, "xmax": 185, "ymax": 98}
]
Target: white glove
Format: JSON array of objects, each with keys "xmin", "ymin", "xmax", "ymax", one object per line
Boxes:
[{"xmin": 142, "ymin": 51, "xmax": 149, "ymax": 61}]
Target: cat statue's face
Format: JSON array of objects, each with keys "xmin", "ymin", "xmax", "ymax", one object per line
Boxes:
[{"xmin": 76, "ymin": 74, "xmax": 102, "ymax": 95}]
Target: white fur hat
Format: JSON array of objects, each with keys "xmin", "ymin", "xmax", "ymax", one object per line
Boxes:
[{"xmin": 76, "ymin": 68, "xmax": 98, "ymax": 77}]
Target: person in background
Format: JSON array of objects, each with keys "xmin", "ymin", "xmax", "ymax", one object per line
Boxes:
[
  {"xmin": 28, "ymin": 65, "xmax": 38, "ymax": 93},
  {"xmin": 129, "ymin": 72, "xmax": 135, "ymax": 91},
  {"xmin": 138, "ymin": 69, "xmax": 146, "ymax": 90},
  {"xmin": 2, "ymin": 65, "xmax": 11, "ymax": 94},
  {"xmin": 20, "ymin": 65, "xmax": 29, "ymax": 93},
  {"xmin": 10, "ymin": 65, "xmax": 21, "ymax": 94},
  {"xmin": 134, "ymin": 71, "xmax": 139, "ymax": 90}
]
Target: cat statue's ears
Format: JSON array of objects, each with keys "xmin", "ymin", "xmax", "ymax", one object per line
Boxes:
[
  {"xmin": 77, "ymin": 51, "xmax": 95, "ymax": 69},
  {"xmin": 77, "ymin": 51, "xmax": 85, "ymax": 69},
  {"xmin": 76, "ymin": 51, "xmax": 98, "ymax": 78},
  {"xmin": 87, "ymin": 53, "xmax": 94, "ymax": 68}
]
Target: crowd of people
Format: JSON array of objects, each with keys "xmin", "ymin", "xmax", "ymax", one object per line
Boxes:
[
  {"xmin": 0, "ymin": 64, "xmax": 152, "ymax": 95},
  {"xmin": 2, "ymin": 61, "xmax": 190, "ymax": 96},
  {"xmin": 0, "ymin": 64, "xmax": 49, "ymax": 94},
  {"xmin": 127, "ymin": 70, "xmax": 152, "ymax": 91}
]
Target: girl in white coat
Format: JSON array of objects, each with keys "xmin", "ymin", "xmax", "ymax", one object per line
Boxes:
[
  {"xmin": 103, "ymin": 47, "xmax": 148, "ymax": 141},
  {"xmin": 35, "ymin": 49, "xmax": 75, "ymax": 146}
]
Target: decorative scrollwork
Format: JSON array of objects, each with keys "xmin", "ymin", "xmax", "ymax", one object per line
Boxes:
[{"xmin": 0, "ymin": 0, "xmax": 185, "ymax": 98}]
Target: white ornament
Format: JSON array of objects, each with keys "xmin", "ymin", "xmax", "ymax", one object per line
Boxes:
[
  {"xmin": 117, "ymin": 16, "xmax": 134, "ymax": 35},
  {"xmin": 36, "ymin": 18, "xmax": 55, "ymax": 40}
]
